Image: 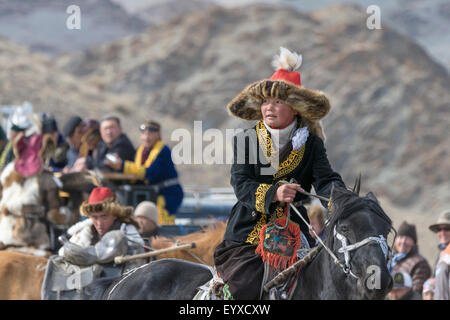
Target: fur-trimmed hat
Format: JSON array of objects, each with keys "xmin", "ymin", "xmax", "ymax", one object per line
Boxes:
[
  {"xmin": 227, "ymin": 47, "xmax": 331, "ymax": 140},
  {"xmin": 80, "ymin": 187, "xmax": 137, "ymax": 227},
  {"xmin": 398, "ymin": 221, "xmax": 417, "ymax": 244}
]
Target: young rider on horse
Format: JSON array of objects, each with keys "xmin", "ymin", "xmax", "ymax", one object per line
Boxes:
[
  {"xmin": 213, "ymin": 47, "xmax": 346, "ymax": 299},
  {"xmin": 58, "ymin": 186, "xmax": 144, "ymax": 271},
  {"xmin": 42, "ymin": 187, "xmax": 145, "ymax": 299}
]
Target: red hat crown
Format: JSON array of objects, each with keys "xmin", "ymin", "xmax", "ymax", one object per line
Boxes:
[
  {"xmin": 270, "ymin": 68, "xmax": 301, "ymax": 86},
  {"xmin": 88, "ymin": 187, "xmax": 114, "ymax": 204}
]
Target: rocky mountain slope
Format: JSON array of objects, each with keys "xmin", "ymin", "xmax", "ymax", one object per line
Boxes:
[
  {"xmin": 112, "ymin": 0, "xmax": 450, "ymax": 71},
  {"xmin": 53, "ymin": 4, "xmax": 449, "ymax": 216},
  {"xmin": 0, "ymin": 0, "xmax": 147, "ymax": 56},
  {"xmin": 0, "ymin": 37, "xmax": 187, "ymax": 144}
]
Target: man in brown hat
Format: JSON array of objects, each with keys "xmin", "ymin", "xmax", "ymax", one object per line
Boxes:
[
  {"xmin": 391, "ymin": 221, "xmax": 431, "ymax": 293},
  {"xmin": 429, "ymin": 210, "xmax": 450, "ymax": 275}
]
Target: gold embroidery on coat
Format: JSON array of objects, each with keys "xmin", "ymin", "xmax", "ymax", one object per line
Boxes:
[
  {"xmin": 256, "ymin": 120, "xmax": 306, "ymax": 179},
  {"xmin": 255, "ymin": 183, "xmax": 271, "ymax": 214},
  {"xmin": 245, "ymin": 211, "xmax": 267, "ymax": 245},
  {"xmin": 247, "ymin": 121, "xmax": 307, "ymax": 245},
  {"xmin": 273, "ymin": 144, "xmax": 305, "ymax": 179}
]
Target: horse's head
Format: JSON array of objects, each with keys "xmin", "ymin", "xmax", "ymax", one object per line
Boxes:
[{"xmin": 325, "ymin": 182, "xmax": 395, "ymax": 300}]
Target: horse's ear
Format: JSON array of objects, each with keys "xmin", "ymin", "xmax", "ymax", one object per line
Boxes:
[
  {"xmin": 327, "ymin": 183, "xmax": 336, "ymax": 212},
  {"xmin": 366, "ymin": 192, "xmax": 379, "ymax": 204},
  {"xmin": 330, "ymin": 182, "xmax": 336, "ymax": 199},
  {"xmin": 352, "ymin": 173, "xmax": 362, "ymax": 196}
]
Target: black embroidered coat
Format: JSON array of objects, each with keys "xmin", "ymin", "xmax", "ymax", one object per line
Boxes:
[{"xmin": 223, "ymin": 121, "xmax": 345, "ymax": 246}]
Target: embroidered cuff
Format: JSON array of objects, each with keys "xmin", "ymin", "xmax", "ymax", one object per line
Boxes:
[
  {"xmin": 123, "ymin": 161, "xmax": 146, "ymax": 179},
  {"xmin": 255, "ymin": 183, "xmax": 280, "ymax": 215}
]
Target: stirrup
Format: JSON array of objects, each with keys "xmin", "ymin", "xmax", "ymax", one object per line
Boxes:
[{"xmin": 193, "ymin": 267, "xmax": 227, "ymax": 300}]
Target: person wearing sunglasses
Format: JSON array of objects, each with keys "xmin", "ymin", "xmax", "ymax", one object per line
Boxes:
[
  {"xmin": 105, "ymin": 120, "xmax": 183, "ymax": 225},
  {"xmin": 429, "ymin": 210, "xmax": 450, "ymax": 276}
]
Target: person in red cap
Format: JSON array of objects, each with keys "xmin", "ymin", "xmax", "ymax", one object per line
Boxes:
[
  {"xmin": 58, "ymin": 187, "xmax": 144, "ymax": 270},
  {"xmin": 41, "ymin": 187, "xmax": 145, "ymax": 299},
  {"xmin": 213, "ymin": 47, "xmax": 346, "ymax": 299}
]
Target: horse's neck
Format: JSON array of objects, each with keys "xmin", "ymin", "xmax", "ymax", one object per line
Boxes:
[
  {"xmin": 294, "ymin": 248, "xmax": 354, "ymax": 300},
  {"xmin": 151, "ymin": 236, "xmax": 175, "ymax": 249}
]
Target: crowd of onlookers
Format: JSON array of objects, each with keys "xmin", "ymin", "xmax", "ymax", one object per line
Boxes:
[
  {"xmin": 0, "ymin": 110, "xmax": 136, "ymax": 175},
  {"xmin": 0, "ymin": 108, "xmax": 184, "ymax": 228},
  {"xmin": 307, "ymin": 203, "xmax": 450, "ymax": 300}
]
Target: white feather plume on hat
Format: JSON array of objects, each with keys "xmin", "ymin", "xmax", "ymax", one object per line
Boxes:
[{"xmin": 271, "ymin": 47, "xmax": 302, "ymax": 71}]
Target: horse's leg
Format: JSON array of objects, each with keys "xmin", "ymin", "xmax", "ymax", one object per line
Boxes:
[{"xmin": 104, "ymin": 259, "xmax": 213, "ymax": 300}]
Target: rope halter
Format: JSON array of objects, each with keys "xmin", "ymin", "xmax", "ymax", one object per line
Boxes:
[{"xmin": 333, "ymin": 226, "xmax": 393, "ymax": 279}]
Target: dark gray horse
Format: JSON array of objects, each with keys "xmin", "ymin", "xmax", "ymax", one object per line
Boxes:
[{"xmin": 83, "ymin": 186, "xmax": 394, "ymax": 300}]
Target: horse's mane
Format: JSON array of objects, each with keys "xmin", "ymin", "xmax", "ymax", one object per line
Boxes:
[{"xmin": 324, "ymin": 187, "xmax": 393, "ymax": 246}]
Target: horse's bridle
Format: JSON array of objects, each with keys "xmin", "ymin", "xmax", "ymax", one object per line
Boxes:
[
  {"xmin": 333, "ymin": 226, "xmax": 393, "ymax": 279},
  {"xmin": 277, "ymin": 179, "xmax": 394, "ymax": 280}
]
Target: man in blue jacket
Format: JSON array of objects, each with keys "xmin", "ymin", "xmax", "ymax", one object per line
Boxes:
[{"xmin": 105, "ymin": 120, "xmax": 183, "ymax": 224}]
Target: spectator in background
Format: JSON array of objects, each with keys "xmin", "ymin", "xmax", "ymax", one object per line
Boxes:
[
  {"xmin": 134, "ymin": 201, "xmax": 161, "ymax": 238},
  {"xmin": 86, "ymin": 115, "xmax": 135, "ymax": 172},
  {"xmin": 62, "ymin": 115, "xmax": 83, "ymax": 169},
  {"xmin": 133, "ymin": 200, "xmax": 172, "ymax": 263},
  {"xmin": 388, "ymin": 271, "xmax": 422, "ymax": 300},
  {"xmin": 41, "ymin": 113, "xmax": 67, "ymax": 171},
  {"xmin": 105, "ymin": 120, "xmax": 183, "ymax": 224},
  {"xmin": 434, "ymin": 242, "xmax": 450, "ymax": 300},
  {"xmin": 0, "ymin": 127, "xmax": 8, "ymax": 172},
  {"xmin": 391, "ymin": 221, "xmax": 431, "ymax": 293},
  {"xmin": 68, "ymin": 119, "xmax": 101, "ymax": 173},
  {"xmin": 307, "ymin": 204, "xmax": 326, "ymax": 246},
  {"xmin": 0, "ymin": 109, "xmax": 33, "ymax": 171},
  {"xmin": 78, "ymin": 119, "xmax": 101, "ymax": 159},
  {"xmin": 422, "ymin": 278, "xmax": 436, "ymax": 300},
  {"xmin": 429, "ymin": 210, "xmax": 450, "ymax": 275}
]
